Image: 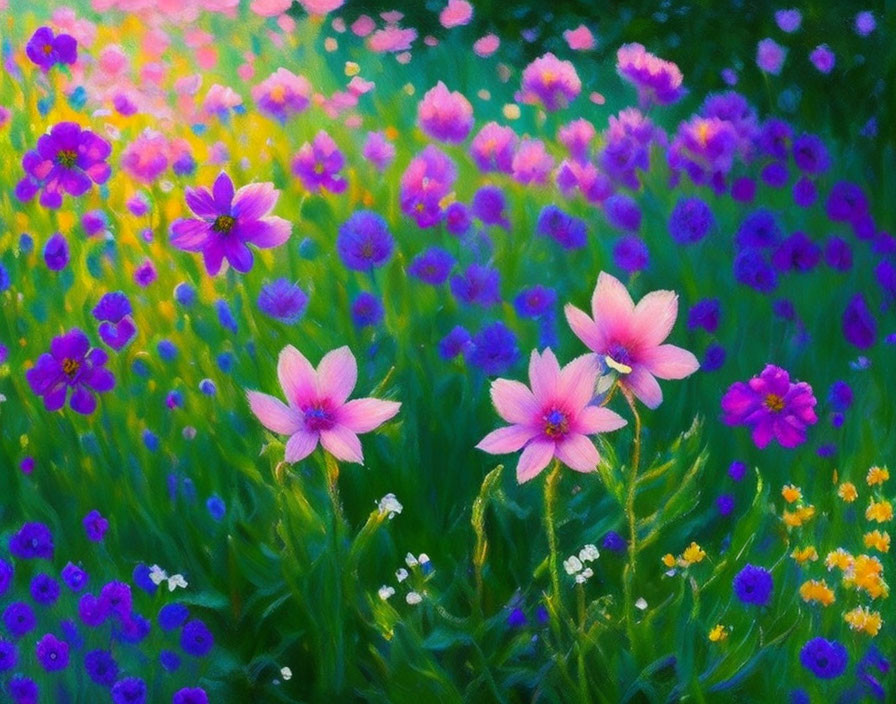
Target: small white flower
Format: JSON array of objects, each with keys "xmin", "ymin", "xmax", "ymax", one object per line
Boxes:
[
  {"xmin": 378, "ymin": 585, "xmax": 395, "ymax": 600},
  {"xmin": 575, "ymin": 572, "xmax": 587, "ymax": 584},
  {"xmin": 664, "ymin": 569, "xmax": 677, "ymax": 578},
  {"xmin": 395, "ymin": 568, "xmax": 409, "ymax": 583},
  {"xmin": 280, "ymin": 666, "xmax": 292, "ymax": 681},
  {"xmin": 405, "ymin": 553, "xmax": 418, "ymax": 567},
  {"xmin": 563, "ymin": 556, "xmax": 583, "ymax": 575},
  {"xmin": 148, "ymin": 565, "xmax": 168, "ymax": 586},
  {"xmin": 635, "ymin": 597, "xmax": 648, "ymax": 610},
  {"xmin": 581, "ymin": 567, "xmax": 593, "ymax": 580},
  {"xmin": 377, "ymin": 493, "xmax": 403, "ymax": 518},
  {"xmin": 167, "ymin": 574, "xmax": 188, "ymax": 591},
  {"xmin": 418, "ymin": 553, "xmax": 430, "ymax": 565},
  {"xmin": 406, "ymin": 591, "xmax": 423, "ymax": 605},
  {"xmin": 579, "ymin": 544, "xmax": 600, "ymax": 562}
]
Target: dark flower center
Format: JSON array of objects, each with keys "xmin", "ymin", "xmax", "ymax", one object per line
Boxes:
[
  {"xmin": 303, "ymin": 405, "xmax": 335, "ymax": 432},
  {"xmin": 361, "ymin": 242, "xmax": 374, "ymax": 259},
  {"xmin": 57, "ymin": 150, "xmax": 78, "ymax": 168},
  {"xmin": 212, "ymin": 215, "xmax": 236, "ymax": 233},
  {"xmin": 62, "ymin": 357, "xmax": 80, "ymax": 377},
  {"xmin": 543, "ymin": 408, "xmax": 569, "ymax": 439},
  {"xmin": 764, "ymin": 393, "xmax": 785, "ymax": 412},
  {"xmin": 43, "ymin": 44, "xmax": 54, "ymax": 55}
]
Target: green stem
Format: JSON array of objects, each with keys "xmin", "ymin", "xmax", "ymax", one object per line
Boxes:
[
  {"xmin": 576, "ymin": 583, "xmax": 588, "ymax": 703},
  {"xmin": 324, "ymin": 452, "xmax": 347, "ymax": 533},
  {"xmin": 622, "ymin": 392, "xmax": 642, "ymax": 655},
  {"xmin": 544, "ymin": 459, "xmax": 563, "ymax": 611}
]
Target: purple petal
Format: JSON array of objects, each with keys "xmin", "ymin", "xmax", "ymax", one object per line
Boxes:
[
  {"xmin": 224, "ymin": 240, "xmax": 254, "ymax": 273},
  {"xmin": 170, "ymin": 219, "xmax": 212, "ymax": 252},
  {"xmin": 238, "ymin": 217, "xmax": 292, "ymax": 248},
  {"xmin": 232, "ymin": 182, "xmax": 278, "ymax": 221},
  {"xmin": 212, "ymin": 173, "xmax": 235, "ymax": 212},
  {"xmin": 70, "ymin": 386, "xmax": 97, "ymax": 415},
  {"xmin": 184, "ymin": 187, "xmax": 218, "ymax": 218}
]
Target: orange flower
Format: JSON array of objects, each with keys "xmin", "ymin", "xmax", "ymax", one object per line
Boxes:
[
  {"xmin": 866, "ymin": 499, "xmax": 893, "ymax": 523},
  {"xmin": 866, "ymin": 466, "xmax": 889, "ymax": 486},
  {"xmin": 799, "ymin": 579, "xmax": 835, "ymax": 606},
  {"xmin": 838, "ymin": 482, "xmax": 858, "ymax": 502},
  {"xmin": 824, "ymin": 548, "xmax": 854, "ymax": 571},
  {"xmin": 863, "ymin": 530, "xmax": 890, "ymax": 553},
  {"xmin": 844, "ymin": 606, "xmax": 882, "ymax": 636},
  {"xmin": 791, "ymin": 546, "xmax": 819, "ymax": 564},
  {"xmin": 781, "ymin": 484, "xmax": 802, "ymax": 503}
]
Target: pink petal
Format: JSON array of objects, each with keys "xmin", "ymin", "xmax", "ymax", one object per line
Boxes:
[
  {"xmin": 336, "ymin": 398, "xmax": 401, "ymax": 433},
  {"xmin": 490, "ymin": 379, "xmax": 538, "ymax": 424},
  {"xmin": 564, "ymin": 303, "xmax": 605, "ymax": 352},
  {"xmin": 576, "ymin": 406, "xmax": 627, "ymax": 434},
  {"xmin": 320, "ymin": 426, "xmax": 364, "ymax": 464},
  {"xmin": 278, "ymin": 345, "xmax": 316, "ymax": 407},
  {"xmin": 285, "ymin": 431, "xmax": 319, "ymax": 462},
  {"xmin": 515, "ymin": 439, "xmax": 555, "ymax": 483},
  {"xmin": 640, "ymin": 344, "xmax": 700, "ymax": 380},
  {"xmin": 529, "ymin": 348, "xmax": 561, "ymax": 402},
  {"xmin": 590, "ymin": 271, "xmax": 634, "ymax": 342},
  {"xmin": 316, "ymin": 346, "xmax": 357, "ymax": 406},
  {"xmin": 624, "ymin": 366, "xmax": 663, "ymax": 409},
  {"xmin": 170, "ymin": 219, "xmax": 211, "ymax": 251},
  {"xmin": 630, "ymin": 290, "xmax": 678, "ymax": 349},
  {"xmin": 247, "ymin": 390, "xmax": 302, "ymax": 435},
  {"xmin": 232, "ymin": 182, "xmax": 278, "ymax": 221},
  {"xmin": 554, "ymin": 433, "xmax": 600, "ymax": 473},
  {"xmin": 239, "ymin": 217, "xmax": 292, "ymax": 248},
  {"xmin": 476, "ymin": 424, "xmax": 538, "ymax": 454},
  {"xmin": 557, "ymin": 353, "xmax": 600, "ymax": 411}
]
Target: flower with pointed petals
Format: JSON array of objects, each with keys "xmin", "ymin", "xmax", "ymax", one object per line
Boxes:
[
  {"xmin": 477, "ymin": 349, "xmax": 626, "ymax": 483},
  {"xmin": 169, "ymin": 172, "xmax": 292, "ymax": 276},
  {"xmin": 247, "ymin": 346, "xmax": 400, "ymax": 465},
  {"xmin": 564, "ymin": 272, "xmax": 699, "ymax": 409}
]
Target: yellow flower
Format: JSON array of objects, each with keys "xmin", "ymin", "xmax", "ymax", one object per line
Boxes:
[
  {"xmin": 781, "ymin": 484, "xmax": 802, "ymax": 503},
  {"xmin": 843, "ymin": 555, "xmax": 889, "ymax": 599},
  {"xmin": 791, "ymin": 546, "xmax": 819, "ymax": 564},
  {"xmin": 662, "ymin": 553, "xmax": 676, "ymax": 568},
  {"xmin": 681, "ymin": 542, "xmax": 706, "ymax": 566},
  {"xmin": 866, "ymin": 499, "xmax": 893, "ymax": 523},
  {"xmin": 866, "ymin": 466, "xmax": 889, "ymax": 486},
  {"xmin": 708, "ymin": 624, "xmax": 728, "ymax": 642},
  {"xmin": 799, "ymin": 579, "xmax": 835, "ymax": 606},
  {"xmin": 782, "ymin": 510, "xmax": 803, "ymax": 527},
  {"xmin": 825, "ymin": 548, "xmax": 854, "ymax": 572},
  {"xmin": 863, "ymin": 530, "xmax": 890, "ymax": 553},
  {"xmin": 844, "ymin": 606, "xmax": 883, "ymax": 636},
  {"xmin": 797, "ymin": 505, "xmax": 815, "ymax": 523},
  {"xmin": 838, "ymin": 482, "xmax": 858, "ymax": 503}
]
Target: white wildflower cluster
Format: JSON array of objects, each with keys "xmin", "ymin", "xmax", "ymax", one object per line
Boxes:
[
  {"xmin": 563, "ymin": 544, "xmax": 600, "ymax": 584},
  {"xmin": 377, "ymin": 493, "xmax": 403, "ymax": 519},
  {"xmin": 376, "ymin": 552, "xmax": 434, "ymax": 606},
  {"xmin": 148, "ymin": 564, "xmax": 189, "ymax": 592}
]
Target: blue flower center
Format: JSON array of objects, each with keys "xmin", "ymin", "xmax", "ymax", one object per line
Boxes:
[
  {"xmin": 304, "ymin": 405, "xmax": 335, "ymax": 432},
  {"xmin": 543, "ymin": 408, "xmax": 569, "ymax": 439},
  {"xmin": 212, "ymin": 215, "xmax": 236, "ymax": 233},
  {"xmin": 57, "ymin": 149, "xmax": 77, "ymax": 168}
]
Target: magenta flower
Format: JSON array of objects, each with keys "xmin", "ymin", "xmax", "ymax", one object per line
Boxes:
[
  {"xmin": 667, "ymin": 116, "xmax": 739, "ymax": 192},
  {"xmin": 291, "ymin": 131, "xmax": 347, "ymax": 194},
  {"xmin": 756, "ymin": 38, "xmax": 787, "ymax": 75},
  {"xmin": 15, "ymin": 123, "xmax": 111, "ymax": 209},
  {"xmin": 616, "ymin": 43, "xmax": 685, "ymax": 108},
  {"xmin": 477, "ymin": 349, "xmax": 626, "ymax": 483},
  {"xmin": 721, "ymin": 365, "xmax": 818, "ymax": 448},
  {"xmin": 247, "ymin": 346, "xmax": 400, "ymax": 465},
  {"xmin": 169, "ymin": 172, "xmax": 292, "ymax": 276},
  {"xmin": 400, "ymin": 145, "xmax": 457, "ymax": 228},
  {"xmin": 519, "ymin": 53, "xmax": 581, "ymax": 112},
  {"xmin": 417, "ymin": 81, "xmax": 474, "ymax": 144},
  {"xmin": 251, "ymin": 68, "xmax": 311, "ymax": 122},
  {"xmin": 564, "ymin": 272, "xmax": 699, "ymax": 409},
  {"xmin": 470, "ymin": 122, "xmax": 517, "ymax": 173}
]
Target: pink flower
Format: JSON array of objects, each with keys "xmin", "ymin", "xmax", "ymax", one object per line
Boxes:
[
  {"xmin": 512, "ymin": 139, "xmax": 554, "ymax": 185},
  {"xmin": 252, "ymin": 68, "xmax": 312, "ymax": 122},
  {"xmin": 477, "ymin": 349, "xmax": 626, "ymax": 483},
  {"xmin": 247, "ymin": 345, "xmax": 400, "ymax": 464},
  {"xmin": 368, "ymin": 26, "xmax": 417, "ymax": 53},
  {"xmin": 121, "ymin": 130, "xmax": 169, "ymax": 184},
  {"xmin": 298, "ymin": 0, "xmax": 344, "ymax": 15},
  {"xmin": 352, "ymin": 15, "xmax": 375, "ymax": 36},
  {"xmin": 756, "ymin": 38, "xmax": 787, "ymax": 75},
  {"xmin": 417, "ymin": 81, "xmax": 474, "ymax": 144},
  {"xmin": 563, "ymin": 25, "xmax": 595, "ymax": 51},
  {"xmin": 564, "ymin": 272, "xmax": 699, "ymax": 409},
  {"xmin": 473, "ymin": 34, "xmax": 500, "ymax": 57},
  {"xmin": 250, "ymin": 0, "xmax": 292, "ymax": 16},
  {"xmin": 439, "ymin": 0, "xmax": 473, "ymax": 28},
  {"xmin": 519, "ymin": 52, "xmax": 581, "ymax": 111}
]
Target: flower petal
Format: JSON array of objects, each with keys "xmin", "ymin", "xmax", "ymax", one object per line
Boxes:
[
  {"xmin": 558, "ymin": 353, "xmax": 600, "ymax": 411},
  {"xmin": 285, "ymin": 431, "xmax": 319, "ymax": 463},
  {"xmin": 247, "ymin": 390, "xmax": 302, "ymax": 435},
  {"xmin": 70, "ymin": 386, "xmax": 97, "ymax": 415},
  {"xmin": 640, "ymin": 344, "xmax": 700, "ymax": 380},
  {"xmin": 320, "ymin": 426, "xmax": 364, "ymax": 464},
  {"xmin": 624, "ymin": 366, "xmax": 663, "ymax": 409},
  {"xmin": 529, "ymin": 348, "xmax": 561, "ymax": 402},
  {"xmin": 515, "ymin": 439, "xmax": 555, "ymax": 483},
  {"xmin": 490, "ymin": 379, "xmax": 538, "ymax": 424},
  {"xmin": 170, "ymin": 219, "xmax": 211, "ymax": 252},
  {"xmin": 238, "ymin": 217, "xmax": 292, "ymax": 248},
  {"xmin": 576, "ymin": 406, "xmax": 627, "ymax": 434},
  {"xmin": 184, "ymin": 186, "xmax": 217, "ymax": 218},
  {"xmin": 631, "ymin": 289, "xmax": 678, "ymax": 349},
  {"xmin": 224, "ymin": 239, "xmax": 254, "ymax": 273},
  {"xmin": 336, "ymin": 398, "xmax": 401, "ymax": 433},
  {"xmin": 564, "ymin": 303, "xmax": 605, "ymax": 352},
  {"xmin": 212, "ymin": 172, "xmax": 235, "ymax": 212},
  {"xmin": 476, "ymin": 424, "xmax": 538, "ymax": 454},
  {"xmin": 590, "ymin": 271, "xmax": 634, "ymax": 342},
  {"xmin": 554, "ymin": 434, "xmax": 600, "ymax": 473},
  {"xmin": 277, "ymin": 345, "xmax": 317, "ymax": 408},
  {"xmin": 232, "ymin": 182, "xmax": 278, "ymax": 221},
  {"xmin": 316, "ymin": 346, "xmax": 357, "ymax": 406},
  {"xmin": 202, "ymin": 242, "xmax": 226, "ymax": 275}
]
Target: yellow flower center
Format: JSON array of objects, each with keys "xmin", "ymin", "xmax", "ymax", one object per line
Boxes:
[
  {"xmin": 764, "ymin": 393, "xmax": 785, "ymax": 412},
  {"xmin": 62, "ymin": 357, "xmax": 80, "ymax": 377}
]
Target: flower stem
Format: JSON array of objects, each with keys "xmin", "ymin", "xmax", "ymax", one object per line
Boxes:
[
  {"xmin": 622, "ymin": 391, "xmax": 642, "ymax": 656},
  {"xmin": 324, "ymin": 452, "xmax": 347, "ymax": 533},
  {"xmin": 544, "ymin": 459, "xmax": 563, "ymax": 610}
]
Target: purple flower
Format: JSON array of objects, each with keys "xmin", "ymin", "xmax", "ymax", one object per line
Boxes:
[
  {"xmin": 507, "ymin": 608, "xmax": 526, "ymax": 628},
  {"xmin": 173, "ymin": 689, "xmax": 209, "ymax": 704},
  {"xmin": 158, "ymin": 603, "xmax": 190, "ymax": 631},
  {"xmin": 362, "ymin": 131, "xmax": 396, "ymax": 171},
  {"xmin": 26, "ymin": 329, "xmax": 115, "ymax": 414},
  {"xmin": 78, "ymin": 593, "xmax": 109, "ymax": 628},
  {"xmin": 843, "ymin": 294, "xmax": 877, "ymax": 349},
  {"xmin": 667, "ymin": 116, "xmax": 739, "ymax": 191},
  {"xmin": 613, "ymin": 235, "xmax": 649, "ymax": 273},
  {"xmin": 7, "ymin": 675, "xmax": 38, "ymax": 704},
  {"xmin": 876, "ymin": 260, "xmax": 896, "ymax": 297},
  {"xmin": 602, "ymin": 531, "xmax": 627, "ymax": 553},
  {"xmin": 9, "ymin": 522, "xmax": 54, "ymax": 560},
  {"xmin": 687, "ymin": 299, "xmax": 720, "ymax": 332},
  {"xmin": 700, "ymin": 91, "xmax": 759, "ymax": 156},
  {"xmin": 169, "ymin": 172, "xmax": 292, "ymax": 276},
  {"xmin": 134, "ymin": 259, "xmax": 156, "ymax": 287},
  {"xmin": 800, "ymin": 638, "xmax": 848, "ymax": 679},
  {"xmin": 792, "ymin": 177, "xmax": 817, "ymax": 208},
  {"xmin": 400, "ymin": 146, "xmax": 456, "ymax": 228},
  {"xmin": 29, "ymin": 574, "xmax": 60, "ymax": 606},
  {"xmin": 251, "ymin": 68, "xmax": 311, "ymax": 123},
  {"xmin": 721, "ymin": 364, "xmax": 818, "ymax": 448},
  {"xmin": 734, "ymin": 249, "xmax": 778, "ymax": 293},
  {"xmin": 773, "ymin": 299, "xmax": 796, "ymax": 321},
  {"xmin": 761, "ymin": 161, "xmax": 789, "ymax": 188},
  {"xmin": 337, "ymin": 211, "xmax": 394, "ymax": 270},
  {"xmin": 0, "ymin": 640, "xmax": 17, "ymax": 671},
  {"xmin": 702, "ymin": 343, "xmax": 726, "ymax": 371},
  {"xmin": 668, "ymin": 197, "xmax": 715, "ymax": 244},
  {"xmin": 26, "ymin": 27, "xmax": 77, "ymax": 72},
  {"xmin": 469, "ymin": 122, "xmax": 517, "ymax": 173},
  {"xmin": 733, "ymin": 564, "xmax": 773, "ymax": 605},
  {"xmin": 257, "ymin": 279, "xmax": 309, "ymax": 324},
  {"xmin": 35, "ymin": 634, "xmax": 69, "ymax": 672},
  {"xmin": 0, "ymin": 560, "xmax": 12, "ymax": 597},
  {"xmin": 616, "ymin": 43, "xmax": 685, "ymax": 107},
  {"xmin": 826, "ymin": 181, "xmax": 868, "ymax": 223},
  {"xmin": 825, "ymin": 237, "xmax": 852, "ymax": 271},
  {"xmin": 536, "ymin": 205, "xmax": 587, "ymax": 250},
  {"xmin": 92, "ymin": 292, "xmax": 131, "ymax": 323},
  {"xmin": 438, "ymin": 326, "xmax": 473, "ymax": 360},
  {"xmin": 736, "ymin": 209, "xmax": 782, "ymax": 249},
  {"xmin": 417, "ymin": 81, "xmax": 473, "ymax": 143},
  {"xmin": 111, "ymin": 677, "xmax": 146, "ymax": 704},
  {"xmin": 728, "ymin": 461, "xmax": 747, "ymax": 481},
  {"xmin": 350, "ymin": 292, "xmax": 383, "ymax": 328},
  {"xmin": 471, "ymin": 186, "xmax": 510, "ymax": 229},
  {"xmin": 774, "ymin": 9, "xmax": 802, "ymax": 32},
  {"xmin": 83, "ymin": 510, "xmax": 109, "ymax": 542},
  {"xmin": 519, "ymin": 52, "xmax": 581, "ymax": 111},
  {"xmin": 15, "ymin": 122, "xmax": 111, "ymax": 209},
  {"xmin": 771, "ymin": 232, "xmax": 821, "ymax": 272},
  {"xmin": 100, "ymin": 581, "xmax": 132, "ymax": 621},
  {"xmin": 810, "ymin": 45, "xmax": 836, "ymax": 74},
  {"xmin": 558, "ymin": 119, "xmax": 595, "ymax": 161},
  {"xmin": 408, "ymin": 248, "xmax": 454, "ymax": 285},
  {"xmin": 292, "ymin": 130, "xmax": 347, "ymax": 194},
  {"xmin": 855, "ymin": 11, "xmax": 876, "ymax": 36},
  {"xmin": 450, "ymin": 264, "xmax": 501, "ymax": 307},
  {"xmin": 511, "ymin": 139, "xmax": 554, "ymax": 185},
  {"xmin": 467, "ymin": 322, "xmax": 519, "ymax": 375},
  {"xmin": 756, "ymin": 38, "xmax": 787, "ymax": 74},
  {"xmin": 62, "ymin": 563, "xmax": 88, "ymax": 592},
  {"xmin": 180, "ymin": 620, "xmax": 214, "ymax": 657},
  {"xmin": 604, "ymin": 194, "xmax": 641, "ymax": 232},
  {"xmin": 44, "ymin": 232, "xmax": 70, "ymax": 271},
  {"xmin": 513, "ymin": 286, "xmax": 556, "ymax": 319},
  {"xmin": 716, "ymin": 494, "xmax": 735, "ymax": 516},
  {"xmin": 85, "ymin": 649, "xmax": 118, "ymax": 688},
  {"xmin": 731, "ymin": 177, "xmax": 756, "ymax": 203},
  {"xmin": 160, "ymin": 650, "xmax": 181, "ymax": 672},
  {"xmin": 792, "ymin": 134, "xmax": 830, "ymax": 174},
  {"xmin": 3, "ymin": 603, "xmax": 36, "ymax": 638},
  {"xmin": 444, "ymin": 202, "xmax": 471, "ymax": 235},
  {"xmin": 758, "ymin": 119, "xmax": 793, "ymax": 159}
]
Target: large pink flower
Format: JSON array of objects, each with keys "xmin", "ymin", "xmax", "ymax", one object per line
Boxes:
[
  {"xmin": 564, "ymin": 272, "xmax": 699, "ymax": 409},
  {"xmin": 476, "ymin": 349, "xmax": 627, "ymax": 483},
  {"xmin": 247, "ymin": 346, "xmax": 400, "ymax": 465}
]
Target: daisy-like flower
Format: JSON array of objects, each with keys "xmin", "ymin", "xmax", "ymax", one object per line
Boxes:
[
  {"xmin": 564, "ymin": 272, "xmax": 699, "ymax": 409},
  {"xmin": 169, "ymin": 172, "xmax": 292, "ymax": 276},
  {"xmin": 476, "ymin": 348, "xmax": 626, "ymax": 483},
  {"xmin": 247, "ymin": 346, "xmax": 400, "ymax": 465}
]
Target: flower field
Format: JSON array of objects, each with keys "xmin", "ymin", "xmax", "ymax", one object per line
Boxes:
[{"xmin": 0, "ymin": 1, "xmax": 893, "ymax": 702}]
